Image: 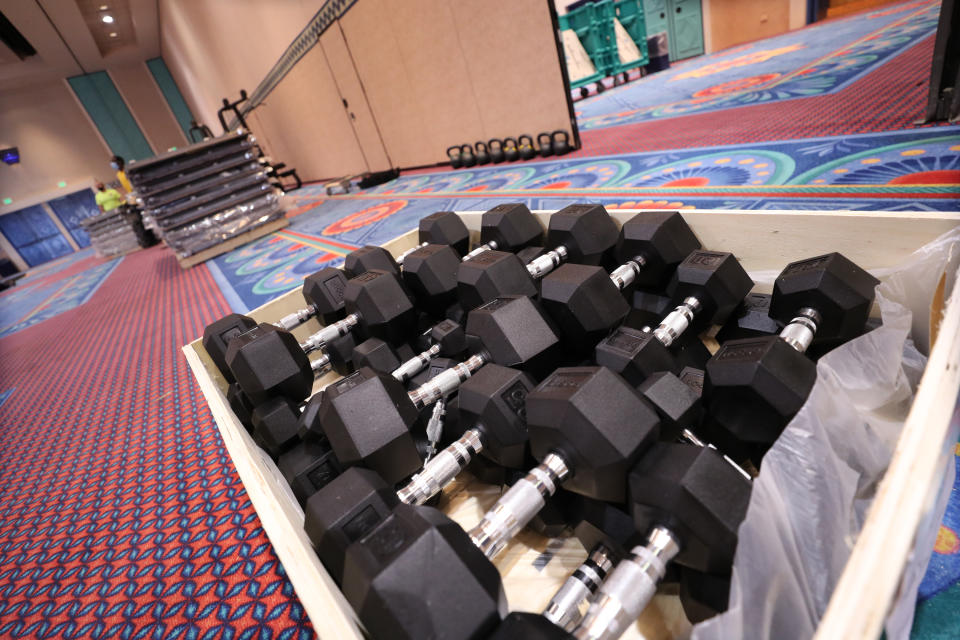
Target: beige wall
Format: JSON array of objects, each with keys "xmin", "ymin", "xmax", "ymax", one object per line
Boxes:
[
  {"xmin": 158, "ymin": 0, "xmax": 327, "ymax": 135},
  {"xmin": 0, "ymin": 79, "xmax": 114, "ymax": 216},
  {"xmin": 703, "ymin": 0, "xmax": 807, "ymax": 53},
  {"xmin": 160, "ymin": 0, "xmax": 574, "ymax": 178},
  {"xmin": 110, "ymin": 62, "xmax": 188, "ymax": 154}
]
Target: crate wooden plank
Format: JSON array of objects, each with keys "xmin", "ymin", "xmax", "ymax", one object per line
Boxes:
[{"xmin": 184, "ymin": 208, "xmax": 960, "ymax": 640}]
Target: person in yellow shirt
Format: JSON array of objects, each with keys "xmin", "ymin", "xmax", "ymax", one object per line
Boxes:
[
  {"xmin": 94, "ymin": 182, "xmax": 125, "ymax": 213},
  {"xmin": 110, "ymin": 155, "xmax": 133, "ymax": 193}
]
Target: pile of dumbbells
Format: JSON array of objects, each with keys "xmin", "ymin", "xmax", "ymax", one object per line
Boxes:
[{"xmin": 202, "ymin": 203, "xmax": 880, "ymax": 640}]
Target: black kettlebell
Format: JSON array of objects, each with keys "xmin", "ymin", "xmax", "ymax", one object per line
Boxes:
[
  {"xmin": 475, "ymin": 141, "xmax": 491, "ymax": 165},
  {"xmin": 518, "ymin": 134, "xmax": 536, "ymax": 161},
  {"xmin": 488, "ymin": 139, "xmax": 505, "ymax": 164},
  {"xmin": 460, "ymin": 143, "xmax": 477, "ymax": 167},
  {"xmin": 537, "ymin": 133, "xmax": 554, "ymax": 158},
  {"xmin": 552, "ymin": 130, "xmax": 571, "ymax": 156},
  {"xmin": 447, "ymin": 146, "xmax": 462, "ymax": 169},
  {"xmin": 503, "ymin": 137, "xmax": 519, "ymax": 162}
]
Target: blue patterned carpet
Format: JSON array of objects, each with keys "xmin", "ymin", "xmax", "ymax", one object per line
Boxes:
[{"xmin": 210, "ymin": 126, "xmax": 960, "ymax": 312}]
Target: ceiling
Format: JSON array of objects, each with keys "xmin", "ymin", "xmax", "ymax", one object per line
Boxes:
[{"xmin": 0, "ymin": 0, "xmax": 160, "ymax": 91}]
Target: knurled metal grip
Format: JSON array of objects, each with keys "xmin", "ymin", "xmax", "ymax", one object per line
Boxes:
[
  {"xmin": 299, "ymin": 313, "xmax": 359, "ymax": 353},
  {"xmin": 463, "ymin": 240, "xmax": 498, "ymax": 261},
  {"xmin": 392, "ymin": 344, "xmax": 441, "ymax": 382},
  {"xmin": 653, "ymin": 297, "xmax": 700, "ymax": 348},
  {"xmin": 780, "ymin": 307, "xmax": 821, "ymax": 353},
  {"xmin": 526, "ymin": 245, "xmax": 569, "ymax": 279},
  {"xmin": 543, "ymin": 544, "xmax": 615, "ymax": 631},
  {"xmin": 608, "ymin": 256, "xmax": 646, "ymax": 291},
  {"xmin": 468, "ymin": 453, "xmax": 571, "ymax": 559},
  {"xmin": 407, "ymin": 354, "xmax": 487, "ymax": 409},
  {"xmin": 395, "ymin": 242, "xmax": 428, "ymax": 265},
  {"xmin": 275, "ymin": 304, "xmax": 317, "ymax": 331},
  {"xmin": 310, "ymin": 352, "xmax": 331, "ymax": 375},
  {"xmin": 397, "ymin": 428, "xmax": 483, "ymax": 505},
  {"xmin": 573, "ymin": 527, "xmax": 680, "ymax": 640}
]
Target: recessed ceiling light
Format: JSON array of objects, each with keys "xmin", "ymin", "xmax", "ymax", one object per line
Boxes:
[
  {"xmin": 99, "ymin": 4, "xmax": 108, "ymax": 9},
  {"xmin": 101, "ymin": 14, "xmax": 114, "ymax": 24},
  {"xmin": 109, "ymin": 32, "xmax": 117, "ymax": 37}
]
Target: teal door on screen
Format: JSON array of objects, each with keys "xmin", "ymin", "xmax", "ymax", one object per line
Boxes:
[{"xmin": 68, "ymin": 71, "xmax": 153, "ymax": 162}]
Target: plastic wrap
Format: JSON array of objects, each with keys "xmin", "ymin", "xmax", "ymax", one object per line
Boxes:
[
  {"xmin": 163, "ymin": 193, "xmax": 282, "ymax": 257},
  {"xmin": 691, "ymin": 227, "xmax": 960, "ymax": 640}
]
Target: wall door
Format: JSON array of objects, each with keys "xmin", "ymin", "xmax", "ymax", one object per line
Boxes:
[
  {"xmin": 668, "ymin": 0, "xmax": 704, "ymax": 60},
  {"xmin": 643, "ymin": 0, "xmax": 703, "ymax": 61}
]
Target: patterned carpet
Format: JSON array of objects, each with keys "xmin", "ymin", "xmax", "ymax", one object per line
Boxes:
[{"xmin": 0, "ymin": 1, "xmax": 958, "ymax": 637}]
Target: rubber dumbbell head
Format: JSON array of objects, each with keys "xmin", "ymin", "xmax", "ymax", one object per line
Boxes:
[
  {"xmin": 419, "ymin": 210, "xmax": 469, "ymax": 256},
  {"xmin": 629, "ymin": 442, "xmax": 752, "ymax": 573},
  {"xmin": 343, "ymin": 245, "xmax": 399, "ymax": 278},
  {"xmin": 341, "ymin": 504, "xmax": 507, "ymax": 640},
  {"xmin": 594, "ymin": 325, "xmax": 678, "ymax": 387},
  {"xmin": 203, "ymin": 313, "xmax": 257, "ymax": 382},
  {"xmin": 317, "ymin": 367, "xmax": 423, "ymax": 484},
  {"xmin": 303, "ymin": 467, "xmax": 400, "ymax": 585}
]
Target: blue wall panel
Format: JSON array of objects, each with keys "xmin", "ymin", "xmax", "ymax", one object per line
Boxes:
[
  {"xmin": 47, "ymin": 189, "xmax": 99, "ymax": 248},
  {"xmin": 0, "ymin": 205, "xmax": 74, "ymax": 267}
]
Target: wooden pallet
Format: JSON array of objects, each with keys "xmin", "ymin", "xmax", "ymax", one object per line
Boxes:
[{"xmin": 175, "ymin": 217, "xmax": 288, "ymax": 269}]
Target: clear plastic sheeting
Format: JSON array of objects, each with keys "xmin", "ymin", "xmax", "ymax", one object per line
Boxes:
[
  {"xmin": 163, "ymin": 193, "xmax": 282, "ymax": 258},
  {"xmin": 691, "ymin": 227, "xmax": 960, "ymax": 640}
]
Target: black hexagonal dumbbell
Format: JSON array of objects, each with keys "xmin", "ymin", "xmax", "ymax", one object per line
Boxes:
[
  {"xmin": 540, "ymin": 210, "xmax": 701, "ymax": 349},
  {"xmin": 341, "ymin": 503, "xmax": 508, "ymax": 640},
  {"xmin": 716, "ymin": 292, "xmax": 782, "ymax": 343},
  {"xmin": 246, "ymin": 337, "xmax": 414, "ymax": 460},
  {"xmin": 397, "ymin": 364, "xmax": 535, "ymax": 505},
  {"xmin": 202, "ymin": 267, "xmax": 350, "ymax": 381},
  {"xmin": 703, "ymin": 252, "xmax": 879, "ymax": 461},
  {"xmin": 395, "ymin": 319, "xmax": 469, "ymax": 383},
  {"xmin": 226, "ymin": 382, "xmax": 255, "ymax": 432},
  {"xmin": 299, "ymin": 296, "xmax": 561, "ymax": 484},
  {"xmin": 229, "ymin": 270, "xmax": 417, "ymax": 404},
  {"xmin": 457, "ymin": 203, "xmax": 618, "ymax": 311},
  {"xmin": 277, "ymin": 436, "xmax": 343, "ymax": 506},
  {"xmin": 226, "ymin": 323, "xmax": 335, "ymax": 404},
  {"xmin": 303, "ymin": 467, "xmax": 401, "ymax": 585},
  {"xmin": 305, "ymin": 468, "xmax": 507, "ymax": 640},
  {"xmin": 461, "ymin": 202, "xmax": 544, "ymax": 260},
  {"xmin": 563, "ymin": 442, "xmax": 752, "ymax": 640},
  {"xmin": 595, "ymin": 249, "xmax": 753, "ymax": 382},
  {"xmin": 467, "ymin": 366, "xmax": 661, "ymax": 560},
  {"xmin": 342, "ymin": 243, "xmax": 461, "ymax": 319},
  {"xmin": 679, "ymin": 565, "xmax": 732, "ymax": 623},
  {"xmin": 419, "ymin": 210, "xmax": 470, "ymax": 256}
]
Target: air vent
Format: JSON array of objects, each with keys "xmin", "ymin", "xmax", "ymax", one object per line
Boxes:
[{"xmin": 0, "ymin": 11, "xmax": 36, "ymax": 60}]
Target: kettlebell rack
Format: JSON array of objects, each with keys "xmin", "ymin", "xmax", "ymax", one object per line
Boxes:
[{"xmin": 444, "ymin": 130, "xmax": 573, "ymax": 169}]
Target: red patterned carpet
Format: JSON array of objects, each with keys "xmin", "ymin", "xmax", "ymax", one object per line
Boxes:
[
  {"xmin": 569, "ymin": 33, "xmax": 938, "ymax": 158},
  {"xmin": 0, "ymin": 246, "xmax": 313, "ymax": 638}
]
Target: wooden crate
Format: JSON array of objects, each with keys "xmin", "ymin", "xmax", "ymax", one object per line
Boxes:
[{"xmin": 183, "ymin": 209, "xmax": 960, "ymax": 640}]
